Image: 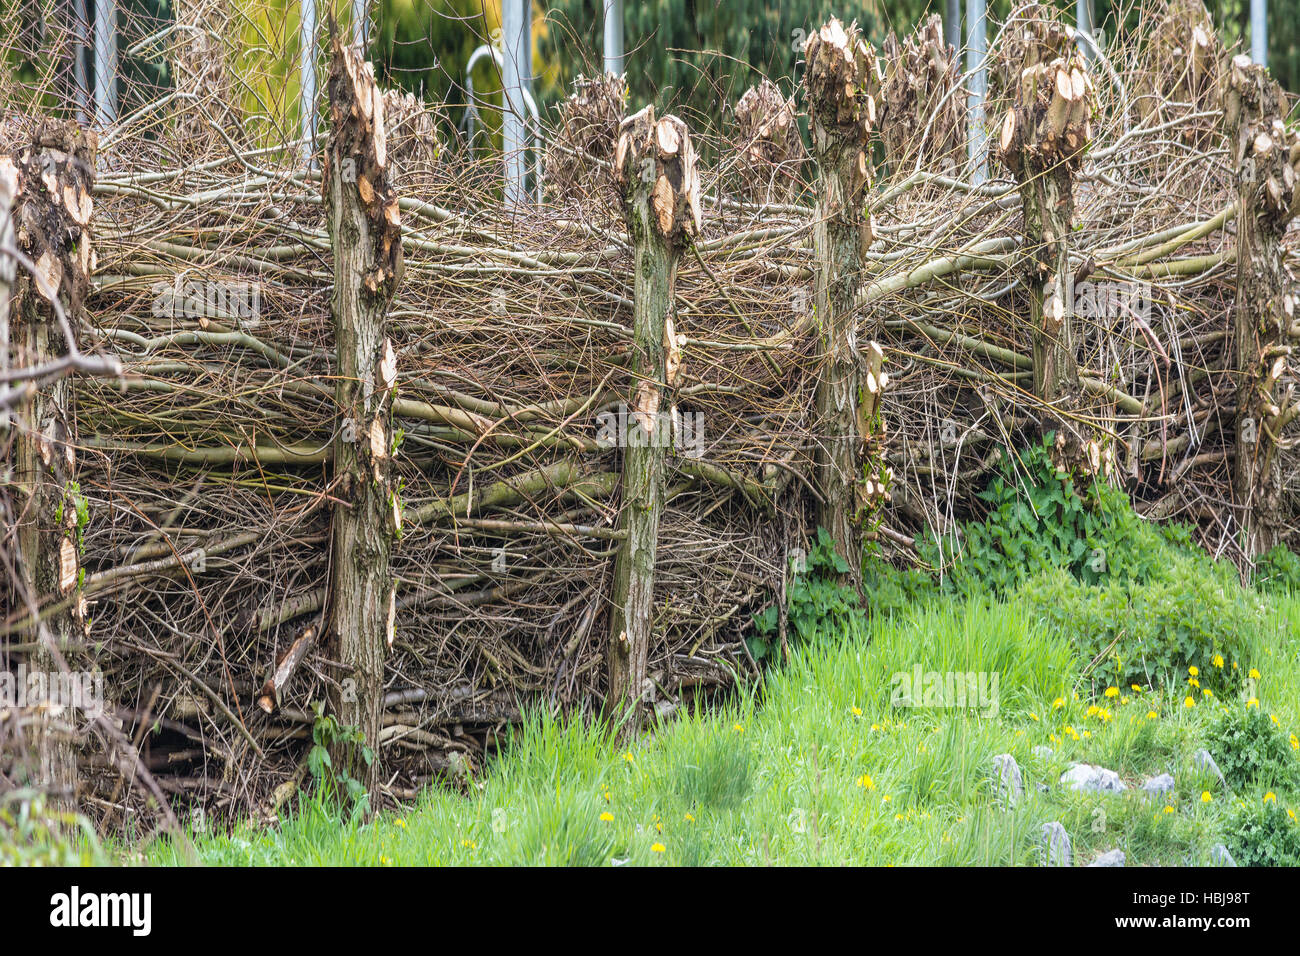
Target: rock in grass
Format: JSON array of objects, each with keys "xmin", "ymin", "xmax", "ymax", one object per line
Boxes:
[
  {"xmin": 1088, "ymin": 848, "xmax": 1126, "ymax": 867},
  {"xmin": 1061, "ymin": 763, "xmax": 1127, "ymax": 793},
  {"xmin": 993, "ymin": 753, "xmax": 1024, "ymax": 806},
  {"xmin": 1141, "ymin": 773, "xmax": 1175, "ymax": 797},
  {"xmin": 1041, "ymin": 821, "xmax": 1072, "ymax": 867},
  {"xmin": 1210, "ymin": 844, "xmax": 1237, "ymax": 867},
  {"xmin": 1192, "ymin": 749, "xmax": 1226, "ymax": 787}
]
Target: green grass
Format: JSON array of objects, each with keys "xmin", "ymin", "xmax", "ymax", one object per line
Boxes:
[{"xmin": 130, "ymin": 585, "xmax": 1300, "ymax": 868}]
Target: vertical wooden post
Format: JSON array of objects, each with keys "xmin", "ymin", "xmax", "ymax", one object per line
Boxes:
[
  {"xmin": 607, "ymin": 105, "xmax": 701, "ymax": 728},
  {"xmin": 1223, "ymin": 54, "xmax": 1296, "ymax": 558},
  {"xmin": 5, "ymin": 123, "xmax": 97, "ymax": 804},
  {"xmin": 995, "ymin": 17, "xmax": 1094, "ymax": 440},
  {"xmin": 803, "ymin": 19, "xmax": 877, "ymax": 582},
  {"xmin": 324, "ymin": 36, "xmax": 403, "ymax": 788}
]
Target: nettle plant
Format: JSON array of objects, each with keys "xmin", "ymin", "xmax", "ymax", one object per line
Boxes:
[
  {"xmin": 922, "ymin": 433, "xmax": 1259, "ymax": 694},
  {"xmin": 1223, "ymin": 798, "xmax": 1300, "ymax": 867},
  {"xmin": 750, "ymin": 527, "xmax": 866, "ymax": 661},
  {"xmin": 306, "ymin": 701, "xmax": 373, "ymax": 820}
]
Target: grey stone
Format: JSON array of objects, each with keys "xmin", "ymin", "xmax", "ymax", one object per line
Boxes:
[
  {"xmin": 1087, "ymin": 849, "xmax": 1126, "ymax": 867},
  {"xmin": 1060, "ymin": 763, "xmax": 1127, "ymax": 793},
  {"xmin": 1210, "ymin": 844, "xmax": 1237, "ymax": 867},
  {"xmin": 1041, "ymin": 821, "xmax": 1072, "ymax": 867},
  {"xmin": 993, "ymin": 753, "xmax": 1024, "ymax": 807},
  {"xmin": 1193, "ymin": 749, "xmax": 1226, "ymax": 787},
  {"xmin": 1141, "ymin": 773, "xmax": 1176, "ymax": 797}
]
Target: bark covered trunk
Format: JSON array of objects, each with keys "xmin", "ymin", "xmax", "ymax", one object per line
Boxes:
[
  {"xmin": 1223, "ymin": 54, "xmax": 1296, "ymax": 558},
  {"xmin": 4, "ymin": 122, "xmax": 97, "ymax": 804},
  {"xmin": 607, "ymin": 106, "xmax": 701, "ymax": 729},
  {"xmin": 803, "ymin": 19, "xmax": 878, "ymax": 583},
  {"xmin": 995, "ymin": 16, "xmax": 1094, "ymax": 456},
  {"xmin": 324, "ymin": 38, "xmax": 404, "ymax": 789}
]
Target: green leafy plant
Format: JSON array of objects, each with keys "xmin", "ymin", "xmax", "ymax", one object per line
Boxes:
[
  {"xmin": 306, "ymin": 701, "xmax": 373, "ymax": 820},
  {"xmin": 1254, "ymin": 545, "xmax": 1300, "ymax": 593},
  {"xmin": 0, "ymin": 792, "xmax": 103, "ymax": 866},
  {"xmin": 750, "ymin": 527, "xmax": 865, "ymax": 661},
  {"xmin": 1223, "ymin": 797, "xmax": 1300, "ymax": 867},
  {"xmin": 917, "ymin": 433, "xmax": 1188, "ymax": 596},
  {"xmin": 1210, "ymin": 703, "xmax": 1300, "ymax": 792}
]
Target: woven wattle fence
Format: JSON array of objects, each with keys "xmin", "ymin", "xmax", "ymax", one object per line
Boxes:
[{"xmin": 2, "ymin": 2, "xmax": 1299, "ymax": 820}]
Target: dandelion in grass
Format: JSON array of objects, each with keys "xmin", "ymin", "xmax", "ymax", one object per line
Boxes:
[
  {"xmin": 1289, "ymin": 809, "xmax": 1297, "ymax": 822},
  {"xmin": 1163, "ymin": 805, "xmax": 1175, "ymax": 814},
  {"xmin": 1249, "ymin": 668, "xmax": 1260, "ymax": 680},
  {"xmin": 1213, "ymin": 654, "xmax": 1224, "ymax": 669},
  {"xmin": 1053, "ymin": 697, "xmax": 1065, "ymax": 710},
  {"xmin": 684, "ymin": 813, "xmax": 695, "ymax": 823},
  {"xmin": 1189, "ymin": 666, "xmax": 1199, "ymax": 677},
  {"xmin": 1202, "ymin": 688, "xmax": 1213, "ymax": 698},
  {"xmin": 394, "ymin": 818, "xmax": 407, "ymax": 830},
  {"xmin": 851, "ymin": 706, "xmax": 862, "ymax": 717},
  {"xmin": 856, "ymin": 773, "xmax": 876, "ymax": 791},
  {"xmin": 1201, "ymin": 791, "xmax": 1213, "ymax": 804},
  {"xmin": 1184, "ymin": 696, "xmax": 1196, "ymax": 708},
  {"xmin": 1086, "ymin": 705, "xmax": 1099, "ymax": 717},
  {"xmin": 1265, "ymin": 792, "xmax": 1277, "ymax": 804},
  {"xmin": 733, "ymin": 723, "xmax": 744, "ymax": 733},
  {"xmin": 1121, "ymin": 696, "xmax": 1130, "ymax": 705},
  {"xmin": 894, "ymin": 814, "xmax": 904, "ymax": 822},
  {"xmin": 1189, "ymin": 678, "xmax": 1200, "ymax": 688},
  {"xmin": 1146, "ymin": 710, "xmax": 1158, "ymax": 720},
  {"xmin": 461, "ymin": 839, "xmax": 476, "ymax": 849},
  {"xmin": 1270, "ymin": 713, "xmax": 1280, "ymax": 726},
  {"xmin": 623, "ymin": 751, "xmax": 635, "ymax": 763},
  {"xmin": 651, "ymin": 843, "xmax": 665, "ymax": 853},
  {"xmin": 1290, "ymin": 734, "xmax": 1299, "ymax": 751},
  {"xmin": 1082, "ymin": 730, "xmax": 1092, "ymax": 738},
  {"xmin": 1029, "ymin": 712, "xmax": 1039, "ymax": 722},
  {"xmin": 1105, "ymin": 687, "xmax": 1119, "ymax": 699},
  {"xmin": 599, "ymin": 812, "xmax": 614, "ymax": 823},
  {"xmin": 882, "ymin": 794, "xmax": 892, "ymax": 803},
  {"xmin": 1131, "ymin": 684, "xmax": 1143, "ymax": 693},
  {"xmin": 1247, "ymin": 697, "xmax": 1260, "ymax": 708}
]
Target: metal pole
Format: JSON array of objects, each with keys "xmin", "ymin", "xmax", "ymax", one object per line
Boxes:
[
  {"xmin": 1251, "ymin": 0, "xmax": 1267, "ymax": 67},
  {"xmin": 93, "ymin": 0, "xmax": 118, "ymax": 127},
  {"xmin": 1076, "ymin": 0, "xmax": 1095, "ymax": 63},
  {"xmin": 300, "ymin": 0, "xmax": 318, "ymax": 162},
  {"xmin": 73, "ymin": 0, "xmax": 92, "ymax": 126},
  {"xmin": 501, "ymin": 0, "xmax": 531, "ymax": 209},
  {"xmin": 966, "ymin": 0, "xmax": 987, "ymax": 185},
  {"xmin": 945, "ymin": 0, "xmax": 961, "ymax": 54},
  {"xmin": 604, "ymin": 0, "xmax": 624, "ymax": 76},
  {"xmin": 352, "ymin": 0, "xmax": 369, "ymax": 51}
]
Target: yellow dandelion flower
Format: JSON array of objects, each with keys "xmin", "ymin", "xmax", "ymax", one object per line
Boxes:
[
  {"xmin": 1052, "ymin": 697, "xmax": 1065, "ymax": 710},
  {"xmin": 1082, "ymin": 730, "xmax": 1092, "ymax": 738},
  {"xmin": 1163, "ymin": 805, "xmax": 1175, "ymax": 814},
  {"xmin": 894, "ymin": 814, "xmax": 904, "ymax": 822},
  {"xmin": 651, "ymin": 843, "xmax": 665, "ymax": 853},
  {"xmin": 1029, "ymin": 712, "xmax": 1039, "ymax": 722},
  {"xmin": 1247, "ymin": 697, "xmax": 1260, "ymax": 708},
  {"xmin": 1086, "ymin": 705, "xmax": 1099, "ymax": 717},
  {"xmin": 1249, "ymin": 668, "xmax": 1260, "ymax": 680},
  {"xmin": 623, "ymin": 751, "xmax": 635, "ymax": 763},
  {"xmin": 1264, "ymin": 792, "xmax": 1277, "ymax": 804},
  {"xmin": 394, "ymin": 818, "xmax": 407, "ymax": 829},
  {"xmin": 1201, "ymin": 791, "xmax": 1213, "ymax": 804},
  {"xmin": 1289, "ymin": 809, "xmax": 1297, "ymax": 822},
  {"xmin": 1202, "ymin": 688, "xmax": 1213, "ymax": 698},
  {"xmin": 882, "ymin": 794, "xmax": 891, "ymax": 803},
  {"xmin": 1213, "ymin": 654, "xmax": 1224, "ymax": 668},
  {"xmin": 1146, "ymin": 710, "xmax": 1158, "ymax": 720},
  {"xmin": 461, "ymin": 839, "xmax": 476, "ymax": 849},
  {"xmin": 1189, "ymin": 678, "xmax": 1200, "ymax": 688},
  {"xmin": 1184, "ymin": 696, "xmax": 1196, "ymax": 708},
  {"xmin": 599, "ymin": 812, "xmax": 614, "ymax": 822},
  {"xmin": 733, "ymin": 723, "xmax": 744, "ymax": 733},
  {"xmin": 1131, "ymin": 684, "xmax": 1143, "ymax": 693},
  {"xmin": 857, "ymin": 773, "xmax": 876, "ymax": 790},
  {"xmin": 851, "ymin": 706, "xmax": 862, "ymax": 717},
  {"xmin": 1290, "ymin": 734, "xmax": 1299, "ymax": 750},
  {"xmin": 1270, "ymin": 713, "xmax": 1280, "ymax": 726},
  {"xmin": 1105, "ymin": 687, "xmax": 1119, "ymax": 699},
  {"xmin": 1189, "ymin": 666, "xmax": 1199, "ymax": 677},
  {"xmin": 684, "ymin": 813, "xmax": 695, "ymax": 823}
]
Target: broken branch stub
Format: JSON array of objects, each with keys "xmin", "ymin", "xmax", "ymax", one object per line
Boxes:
[{"xmin": 731, "ymin": 79, "xmax": 804, "ymax": 205}]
